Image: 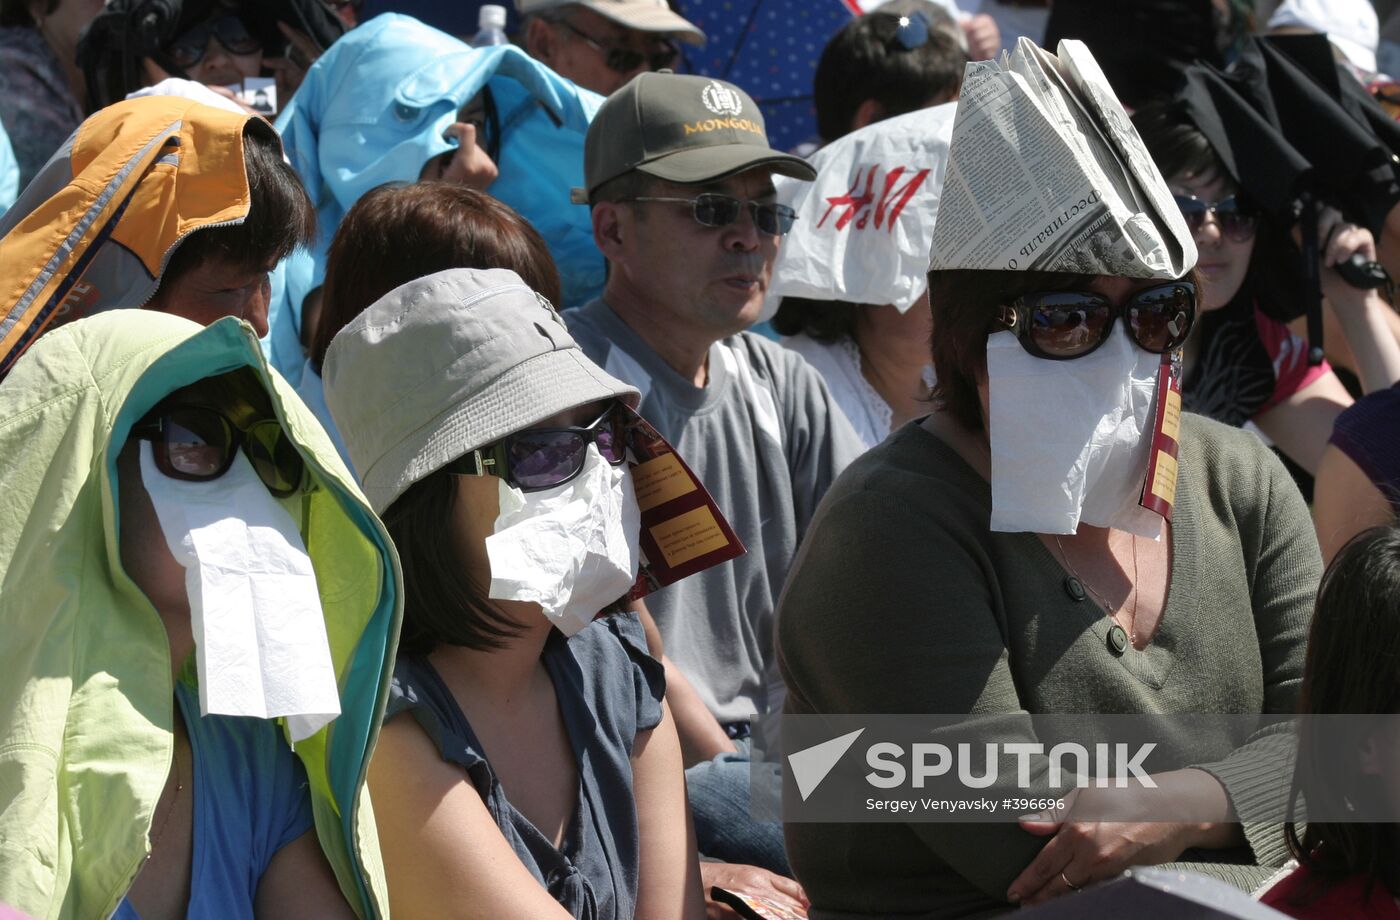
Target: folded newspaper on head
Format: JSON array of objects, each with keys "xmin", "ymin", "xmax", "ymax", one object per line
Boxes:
[{"xmin": 928, "ymin": 38, "xmax": 1197, "ymax": 279}]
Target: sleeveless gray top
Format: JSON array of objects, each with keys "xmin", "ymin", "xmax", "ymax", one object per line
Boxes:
[{"xmin": 386, "ymin": 612, "xmax": 665, "ymax": 919}]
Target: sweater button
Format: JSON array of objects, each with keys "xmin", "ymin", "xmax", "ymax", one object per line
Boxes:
[
  {"xmin": 1063, "ymin": 576, "xmax": 1086, "ymax": 601},
  {"xmin": 1107, "ymin": 624, "xmax": 1129, "ymax": 655}
]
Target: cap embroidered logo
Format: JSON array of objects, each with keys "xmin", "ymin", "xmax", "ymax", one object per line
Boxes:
[{"xmin": 701, "ymin": 81, "xmax": 743, "ymax": 117}]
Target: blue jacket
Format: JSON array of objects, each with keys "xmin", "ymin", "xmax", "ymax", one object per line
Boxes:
[{"xmin": 268, "ymin": 13, "xmax": 605, "ymax": 384}]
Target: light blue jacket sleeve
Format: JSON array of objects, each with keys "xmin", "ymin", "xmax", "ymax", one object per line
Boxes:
[{"xmin": 0, "ymin": 121, "xmax": 18, "ymax": 216}]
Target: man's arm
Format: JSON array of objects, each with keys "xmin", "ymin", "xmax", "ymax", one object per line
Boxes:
[{"xmin": 632, "ymin": 597, "xmax": 736, "ymax": 766}]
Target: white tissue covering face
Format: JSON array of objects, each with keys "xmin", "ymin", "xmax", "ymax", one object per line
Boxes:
[
  {"xmin": 139, "ymin": 445, "xmax": 341, "ymax": 742},
  {"xmin": 485, "ymin": 444, "xmax": 642, "ymax": 637},
  {"xmin": 987, "ymin": 328, "xmax": 1163, "ymax": 538}
]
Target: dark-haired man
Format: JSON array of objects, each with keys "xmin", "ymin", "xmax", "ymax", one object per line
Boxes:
[
  {"xmin": 565, "ymin": 72, "xmax": 863, "ymax": 889},
  {"xmin": 0, "ymin": 95, "xmax": 315, "ymax": 376},
  {"xmin": 814, "ymin": 9, "xmax": 968, "ymax": 144}
]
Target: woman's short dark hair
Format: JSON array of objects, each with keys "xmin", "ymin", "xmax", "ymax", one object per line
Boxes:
[
  {"xmin": 1130, "ymin": 101, "xmax": 1222, "ymax": 184},
  {"xmin": 1285, "ymin": 524, "xmax": 1400, "ymax": 901},
  {"xmin": 312, "ymin": 182, "xmax": 562, "ymax": 370},
  {"xmin": 161, "ymin": 119, "xmax": 315, "ymax": 289},
  {"xmin": 383, "ymin": 466, "xmax": 523, "ymax": 656},
  {"xmin": 770, "ymin": 296, "xmax": 859, "ymax": 342},
  {"xmin": 813, "ymin": 11, "xmax": 967, "ymax": 143},
  {"xmin": 927, "ymin": 267, "xmax": 1205, "ymax": 432}
]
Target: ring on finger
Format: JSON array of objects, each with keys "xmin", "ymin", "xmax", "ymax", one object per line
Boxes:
[{"xmin": 1060, "ymin": 870, "xmax": 1083, "ymax": 892}]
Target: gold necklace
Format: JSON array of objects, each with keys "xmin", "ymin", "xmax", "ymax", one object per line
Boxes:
[
  {"xmin": 148, "ymin": 738, "xmax": 185, "ymax": 858},
  {"xmin": 1054, "ymin": 532, "xmax": 1139, "ymax": 652}
]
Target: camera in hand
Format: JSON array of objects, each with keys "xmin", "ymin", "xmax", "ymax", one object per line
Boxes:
[{"xmin": 1335, "ymin": 252, "xmax": 1390, "ymax": 290}]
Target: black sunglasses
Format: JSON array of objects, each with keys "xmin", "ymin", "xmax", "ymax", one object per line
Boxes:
[
  {"xmin": 556, "ymin": 18, "xmax": 679, "ymax": 74},
  {"xmin": 447, "ymin": 404, "xmax": 629, "ymax": 492},
  {"xmin": 621, "ymin": 193, "xmax": 798, "ymax": 236},
  {"xmin": 1173, "ymin": 194, "xmax": 1258, "ymax": 243},
  {"xmin": 165, "ymin": 14, "xmax": 262, "ymax": 71},
  {"xmin": 997, "ymin": 281, "xmax": 1197, "ymax": 360},
  {"xmin": 132, "ymin": 404, "xmax": 306, "ymax": 497}
]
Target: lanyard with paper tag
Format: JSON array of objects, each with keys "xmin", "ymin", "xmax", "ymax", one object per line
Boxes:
[
  {"xmin": 602, "ymin": 404, "xmax": 746, "ymax": 613},
  {"xmin": 1139, "ymin": 350, "xmax": 1183, "ymax": 520}
]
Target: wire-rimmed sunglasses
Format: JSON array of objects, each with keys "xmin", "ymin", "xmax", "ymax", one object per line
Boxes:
[
  {"xmin": 447, "ymin": 404, "xmax": 629, "ymax": 492},
  {"xmin": 621, "ymin": 194, "xmax": 798, "ymax": 236},
  {"xmin": 132, "ymin": 404, "xmax": 307, "ymax": 497},
  {"xmin": 164, "ymin": 15, "xmax": 262, "ymax": 71},
  {"xmin": 997, "ymin": 281, "xmax": 1197, "ymax": 360},
  {"xmin": 1173, "ymin": 194, "xmax": 1258, "ymax": 243},
  {"xmin": 555, "ymin": 18, "xmax": 679, "ymax": 74}
]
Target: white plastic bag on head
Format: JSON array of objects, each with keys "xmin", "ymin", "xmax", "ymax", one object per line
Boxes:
[{"xmin": 762, "ymin": 103, "xmax": 958, "ymax": 319}]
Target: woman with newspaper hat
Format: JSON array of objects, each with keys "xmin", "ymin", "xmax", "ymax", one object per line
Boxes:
[
  {"xmin": 323, "ymin": 267, "xmax": 707, "ymax": 919},
  {"xmin": 776, "ymin": 38, "xmax": 1319, "ymax": 917}
]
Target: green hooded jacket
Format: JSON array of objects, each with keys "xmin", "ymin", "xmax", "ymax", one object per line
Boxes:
[{"xmin": 0, "ymin": 311, "xmax": 401, "ymax": 919}]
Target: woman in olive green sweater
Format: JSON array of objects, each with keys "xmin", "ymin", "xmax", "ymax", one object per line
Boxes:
[{"xmin": 775, "ymin": 266, "xmax": 1319, "ymax": 918}]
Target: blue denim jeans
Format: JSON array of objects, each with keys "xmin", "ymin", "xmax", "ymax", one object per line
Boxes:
[{"xmin": 685, "ymin": 737, "xmax": 792, "ymax": 876}]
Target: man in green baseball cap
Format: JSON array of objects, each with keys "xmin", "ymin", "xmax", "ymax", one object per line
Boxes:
[{"xmin": 564, "ymin": 72, "xmax": 861, "ymax": 906}]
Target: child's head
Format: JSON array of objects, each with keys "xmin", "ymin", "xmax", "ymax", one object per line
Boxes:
[{"xmin": 1287, "ymin": 523, "xmax": 1400, "ymax": 894}]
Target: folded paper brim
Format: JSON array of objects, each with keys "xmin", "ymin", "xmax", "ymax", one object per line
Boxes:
[{"xmin": 928, "ymin": 39, "xmax": 1196, "ymax": 280}]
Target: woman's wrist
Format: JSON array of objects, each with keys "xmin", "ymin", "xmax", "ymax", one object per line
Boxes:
[{"xmin": 1157, "ymin": 768, "xmax": 1241, "ymax": 851}]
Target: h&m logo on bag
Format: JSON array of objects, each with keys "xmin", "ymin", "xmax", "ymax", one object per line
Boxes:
[{"xmin": 818, "ymin": 164, "xmax": 932, "ymax": 232}]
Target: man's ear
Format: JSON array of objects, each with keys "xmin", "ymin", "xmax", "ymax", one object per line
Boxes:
[
  {"xmin": 592, "ymin": 201, "xmax": 629, "ymax": 263},
  {"xmin": 851, "ymin": 98, "xmax": 886, "ymax": 133},
  {"xmin": 525, "ymin": 17, "xmax": 557, "ymax": 63}
]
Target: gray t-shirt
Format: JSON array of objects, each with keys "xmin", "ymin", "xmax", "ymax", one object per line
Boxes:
[{"xmin": 566, "ymin": 298, "xmax": 864, "ymax": 723}]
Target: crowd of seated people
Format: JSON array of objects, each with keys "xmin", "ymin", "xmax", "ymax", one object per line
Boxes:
[{"xmin": 1, "ymin": 2, "xmax": 1397, "ymax": 919}]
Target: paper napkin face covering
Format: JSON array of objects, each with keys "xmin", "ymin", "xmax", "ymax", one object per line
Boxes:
[
  {"xmin": 986, "ymin": 327, "xmax": 1162, "ymax": 538},
  {"xmin": 485, "ymin": 444, "xmax": 642, "ymax": 636},
  {"xmin": 140, "ymin": 444, "xmax": 341, "ymax": 741}
]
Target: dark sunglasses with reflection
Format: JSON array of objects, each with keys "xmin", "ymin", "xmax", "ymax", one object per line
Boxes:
[
  {"xmin": 132, "ymin": 404, "xmax": 308, "ymax": 497},
  {"xmin": 620, "ymin": 193, "xmax": 798, "ymax": 236},
  {"xmin": 1173, "ymin": 194, "xmax": 1259, "ymax": 243},
  {"xmin": 163, "ymin": 14, "xmax": 262, "ymax": 71},
  {"xmin": 447, "ymin": 403, "xmax": 630, "ymax": 492},
  {"xmin": 997, "ymin": 281, "xmax": 1197, "ymax": 361},
  {"xmin": 555, "ymin": 17, "xmax": 680, "ymax": 74}
]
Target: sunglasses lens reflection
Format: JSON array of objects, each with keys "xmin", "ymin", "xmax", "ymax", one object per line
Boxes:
[
  {"xmin": 162, "ymin": 408, "xmax": 233, "ymax": 477},
  {"xmin": 508, "ymin": 431, "xmax": 588, "ymax": 490},
  {"xmin": 246, "ymin": 420, "xmax": 303, "ymax": 497},
  {"xmin": 1028, "ymin": 296, "xmax": 1112, "ymax": 357},
  {"xmin": 1129, "ymin": 286, "xmax": 1193, "ymax": 352}
]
